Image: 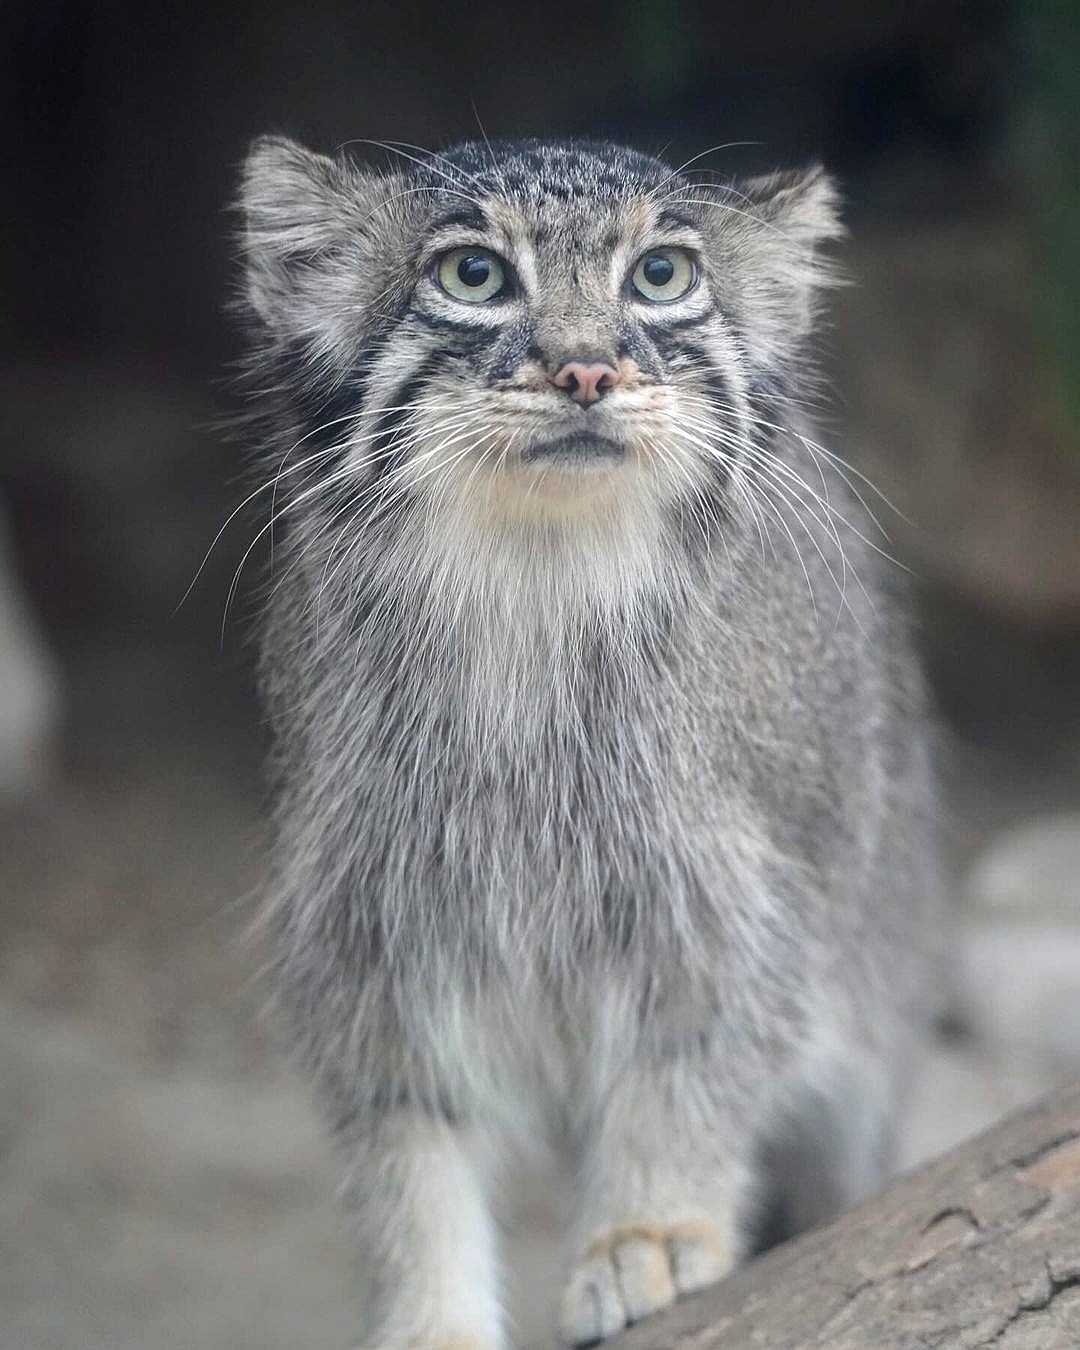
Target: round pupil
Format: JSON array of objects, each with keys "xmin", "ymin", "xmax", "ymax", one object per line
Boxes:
[
  {"xmin": 643, "ymin": 255, "xmax": 675, "ymax": 287},
  {"xmin": 457, "ymin": 255, "xmax": 491, "ymax": 288}
]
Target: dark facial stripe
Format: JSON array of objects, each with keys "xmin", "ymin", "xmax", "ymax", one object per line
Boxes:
[
  {"xmin": 487, "ymin": 318, "xmax": 536, "ymax": 381},
  {"xmin": 364, "ymin": 354, "xmax": 441, "ymax": 484},
  {"xmin": 656, "ymin": 208, "xmax": 697, "ymax": 230},
  {"xmin": 411, "ymin": 308, "xmax": 502, "ymax": 338},
  {"xmin": 429, "ymin": 204, "xmax": 490, "ymax": 233},
  {"xmin": 650, "ymin": 330, "xmax": 712, "ymax": 367},
  {"xmin": 269, "ymin": 338, "xmax": 367, "ymax": 461},
  {"xmin": 615, "ymin": 316, "xmax": 662, "ymax": 379},
  {"xmin": 653, "ymin": 330, "xmax": 736, "ymax": 417}
]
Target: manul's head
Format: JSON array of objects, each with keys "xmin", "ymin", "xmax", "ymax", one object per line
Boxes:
[{"xmin": 239, "ymin": 136, "xmax": 840, "ymax": 543}]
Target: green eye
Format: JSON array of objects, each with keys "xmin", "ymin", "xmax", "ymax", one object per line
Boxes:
[
  {"xmin": 436, "ymin": 248, "xmax": 507, "ymax": 302},
  {"xmin": 630, "ymin": 248, "xmax": 696, "ymax": 303}
]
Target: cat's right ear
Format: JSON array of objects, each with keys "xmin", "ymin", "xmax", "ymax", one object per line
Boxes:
[{"xmin": 238, "ymin": 135, "xmax": 351, "ymax": 326}]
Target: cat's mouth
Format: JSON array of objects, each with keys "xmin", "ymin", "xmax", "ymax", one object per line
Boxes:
[{"xmin": 521, "ymin": 431, "xmax": 626, "ymax": 469}]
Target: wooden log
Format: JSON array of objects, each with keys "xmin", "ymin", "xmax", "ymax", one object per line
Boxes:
[{"xmin": 614, "ymin": 1086, "xmax": 1080, "ymax": 1349}]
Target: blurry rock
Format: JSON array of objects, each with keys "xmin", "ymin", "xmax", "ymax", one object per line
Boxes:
[
  {"xmin": 967, "ymin": 813, "xmax": 1080, "ymax": 916},
  {"xmin": 899, "ymin": 1033, "xmax": 1060, "ymax": 1171},
  {"xmin": 834, "ymin": 215, "xmax": 1080, "ymax": 622},
  {"xmin": 957, "ymin": 813, "xmax": 1080, "ymax": 1079},
  {"xmin": 960, "ymin": 919, "xmax": 1080, "ymax": 1077},
  {"xmin": 0, "ymin": 500, "xmax": 60, "ymax": 802}
]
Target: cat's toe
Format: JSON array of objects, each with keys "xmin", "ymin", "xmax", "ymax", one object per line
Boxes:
[
  {"xmin": 559, "ymin": 1221, "xmax": 731, "ymax": 1344},
  {"xmin": 610, "ymin": 1232, "xmax": 678, "ymax": 1319},
  {"xmin": 668, "ymin": 1221, "xmax": 731, "ymax": 1294},
  {"xmin": 558, "ymin": 1248, "xmax": 627, "ymax": 1345}
]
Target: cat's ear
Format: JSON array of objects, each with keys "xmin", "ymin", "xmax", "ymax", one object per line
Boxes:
[
  {"xmin": 239, "ymin": 136, "xmax": 349, "ymax": 324},
  {"xmin": 242, "ymin": 135, "xmax": 345, "ymax": 242},
  {"xmin": 238, "ymin": 135, "xmax": 407, "ymax": 331},
  {"xmin": 707, "ymin": 165, "xmax": 844, "ymax": 365},
  {"xmin": 738, "ymin": 164, "xmax": 843, "ymax": 252}
]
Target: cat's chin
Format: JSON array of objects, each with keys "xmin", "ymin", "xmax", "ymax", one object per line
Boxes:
[
  {"xmin": 458, "ymin": 437, "xmax": 642, "ymax": 524},
  {"xmin": 522, "ymin": 432, "xmax": 627, "ymax": 468},
  {"xmin": 513, "ymin": 433, "xmax": 637, "ymax": 517}
]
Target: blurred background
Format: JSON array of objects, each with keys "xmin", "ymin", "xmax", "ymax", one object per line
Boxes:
[{"xmin": 2, "ymin": 1, "xmax": 1079, "ymax": 1346}]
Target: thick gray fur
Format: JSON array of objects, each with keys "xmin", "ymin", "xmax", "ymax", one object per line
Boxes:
[{"xmin": 234, "ymin": 135, "xmax": 941, "ymax": 1348}]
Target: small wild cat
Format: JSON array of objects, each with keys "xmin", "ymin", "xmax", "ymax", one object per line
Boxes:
[{"xmin": 235, "ymin": 135, "xmax": 939, "ymax": 1347}]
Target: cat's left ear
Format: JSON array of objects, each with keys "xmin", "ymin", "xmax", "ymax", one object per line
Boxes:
[
  {"xmin": 737, "ymin": 164, "xmax": 843, "ymax": 253},
  {"xmin": 706, "ymin": 164, "xmax": 844, "ymax": 362}
]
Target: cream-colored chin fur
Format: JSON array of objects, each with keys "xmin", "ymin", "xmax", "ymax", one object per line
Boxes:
[{"xmin": 470, "ymin": 464, "xmax": 638, "ymax": 525}]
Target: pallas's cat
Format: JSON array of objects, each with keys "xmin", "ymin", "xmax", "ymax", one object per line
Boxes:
[{"xmin": 235, "ymin": 136, "xmax": 939, "ymax": 1348}]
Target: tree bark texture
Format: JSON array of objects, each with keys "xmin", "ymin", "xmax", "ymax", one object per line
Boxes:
[{"xmin": 614, "ymin": 1086, "xmax": 1080, "ymax": 1349}]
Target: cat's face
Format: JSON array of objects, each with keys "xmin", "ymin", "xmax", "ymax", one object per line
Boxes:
[{"xmin": 241, "ymin": 138, "xmax": 840, "ymax": 530}]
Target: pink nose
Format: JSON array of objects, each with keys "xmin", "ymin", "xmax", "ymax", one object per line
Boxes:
[{"xmin": 552, "ymin": 360, "xmax": 620, "ymax": 405}]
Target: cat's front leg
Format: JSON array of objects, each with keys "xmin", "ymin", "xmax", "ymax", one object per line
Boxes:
[
  {"xmin": 559, "ymin": 1056, "xmax": 754, "ymax": 1345},
  {"xmin": 341, "ymin": 1109, "xmax": 502, "ymax": 1350}
]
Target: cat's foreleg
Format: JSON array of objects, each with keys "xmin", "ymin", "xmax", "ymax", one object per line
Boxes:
[
  {"xmin": 559, "ymin": 1054, "xmax": 754, "ymax": 1345},
  {"xmin": 342, "ymin": 1109, "xmax": 502, "ymax": 1350}
]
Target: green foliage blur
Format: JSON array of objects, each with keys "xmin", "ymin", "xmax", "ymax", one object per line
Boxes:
[
  {"xmin": 623, "ymin": 0, "xmax": 694, "ymax": 99},
  {"xmin": 1022, "ymin": 0, "xmax": 1080, "ymax": 449}
]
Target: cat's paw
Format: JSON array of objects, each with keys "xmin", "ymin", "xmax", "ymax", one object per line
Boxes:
[{"xmin": 558, "ymin": 1221, "xmax": 731, "ymax": 1345}]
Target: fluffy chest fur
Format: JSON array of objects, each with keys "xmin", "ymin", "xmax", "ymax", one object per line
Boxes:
[{"xmin": 267, "ymin": 512, "xmax": 702, "ymax": 957}]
